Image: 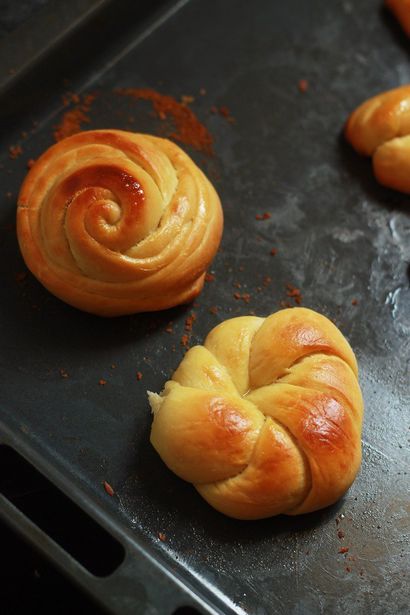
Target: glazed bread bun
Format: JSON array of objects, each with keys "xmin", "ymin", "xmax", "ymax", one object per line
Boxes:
[
  {"xmin": 386, "ymin": 0, "xmax": 410, "ymax": 36},
  {"xmin": 17, "ymin": 130, "xmax": 223, "ymax": 316},
  {"xmin": 345, "ymin": 84, "xmax": 410, "ymax": 193},
  {"xmin": 149, "ymin": 308, "xmax": 364, "ymax": 520}
]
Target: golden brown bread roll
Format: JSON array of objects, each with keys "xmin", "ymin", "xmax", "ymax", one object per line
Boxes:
[
  {"xmin": 345, "ymin": 84, "xmax": 410, "ymax": 193},
  {"xmin": 386, "ymin": 0, "xmax": 410, "ymax": 36},
  {"xmin": 17, "ymin": 130, "xmax": 223, "ymax": 316},
  {"xmin": 149, "ymin": 308, "xmax": 364, "ymax": 520}
]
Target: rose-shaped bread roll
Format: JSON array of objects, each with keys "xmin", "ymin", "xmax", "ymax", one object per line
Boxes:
[
  {"xmin": 386, "ymin": 0, "xmax": 410, "ymax": 36},
  {"xmin": 345, "ymin": 84, "xmax": 410, "ymax": 193},
  {"xmin": 149, "ymin": 308, "xmax": 364, "ymax": 520},
  {"xmin": 17, "ymin": 130, "xmax": 223, "ymax": 316}
]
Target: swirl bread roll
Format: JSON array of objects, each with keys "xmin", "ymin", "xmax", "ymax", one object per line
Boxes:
[
  {"xmin": 345, "ymin": 84, "xmax": 410, "ymax": 193},
  {"xmin": 17, "ymin": 130, "xmax": 223, "ymax": 316},
  {"xmin": 149, "ymin": 308, "xmax": 364, "ymax": 520}
]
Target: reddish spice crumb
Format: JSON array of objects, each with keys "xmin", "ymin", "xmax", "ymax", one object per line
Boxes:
[
  {"xmin": 27, "ymin": 158, "xmax": 36, "ymax": 169},
  {"xmin": 99, "ymin": 378, "xmax": 107, "ymax": 386},
  {"xmin": 59, "ymin": 369, "xmax": 69, "ymax": 379},
  {"xmin": 53, "ymin": 93, "xmax": 96, "ymax": 142},
  {"xmin": 339, "ymin": 547, "xmax": 349, "ymax": 554},
  {"xmin": 352, "ymin": 298, "xmax": 358, "ymax": 306},
  {"xmin": 263, "ymin": 276, "xmax": 272, "ymax": 287},
  {"xmin": 218, "ymin": 105, "xmax": 235, "ymax": 123},
  {"xmin": 233, "ymin": 292, "xmax": 251, "ymax": 303},
  {"xmin": 270, "ymin": 248, "xmax": 278, "ymax": 256},
  {"xmin": 9, "ymin": 145, "xmax": 22, "ymax": 159},
  {"xmin": 117, "ymin": 88, "xmax": 213, "ymax": 155},
  {"xmin": 337, "ymin": 530, "xmax": 345, "ymax": 540},
  {"xmin": 158, "ymin": 532, "xmax": 166, "ymax": 542},
  {"xmin": 233, "ymin": 281, "xmax": 242, "ymax": 288},
  {"xmin": 136, "ymin": 371, "xmax": 143, "ymax": 381},
  {"xmin": 181, "ymin": 334, "xmax": 190, "ymax": 348},
  {"xmin": 15, "ymin": 271, "xmax": 27, "ymax": 283},
  {"xmin": 205, "ymin": 272, "xmax": 215, "ymax": 282},
  {"xmin": 263, "ymin": 212, "xmax": 271, "ymax": 219},
  {"xmin": 298, "ymin": 79, "xmax": 309, "ymax": 93},
  {"xmin": 103, "ymin": 481, "xmax": 115, "ymax": 497},
  {"xmin": 185, "ymin": 313, "xmax": 197, "ymax": 332},
  {"xmin": 209, "ymin": 306, "xmax": 218, "ymax": 314},
  {"xmin": 255, "ymin": 214, "xmax": 263, "ymax": 220},
  {"xmin": 286, "ymin": 284, "xmax": 303, "ymax": 304},
  {"xmin": 345, "ymin": 566, "xmax": 351, "ymax": 573},
  {"xmin": 111, "ymin": 364, "xmax": 117, "ymax": 369}
]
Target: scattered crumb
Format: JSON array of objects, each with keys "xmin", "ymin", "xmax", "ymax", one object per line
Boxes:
[
  {"xmin": 59, "ymin": 368, "xmax": 69, "ymax": 379},
  {"xmin": 205, "ymin": 272, "xmax": 215, "ymax": 282},
  {"xmin": 270, "ymin": 248, "xmax": 278, "ymax": 256},
  {"xmin": 158, "ymin": 532, "xmax": 166, "ymax": 541},
  {"xmin": 345, "ymin": 566, "xmax": 351, "ymax": 573},
  {"xmin": 98, "ymin": 378, "xmax": 107, "ymax": 386},
  {"xmin": 233, "ymin": 292, "xmax": 251, "ymax": 303},
  {"xmin": 103, "ymin": 481, "xmax": 114, "ymax": 497},
  {"xmin": 165, "ymin": 322, "xmax": 174, "ymax": 334},
  {"xmin": 352, "ymin": 298, "xmax": 358, "ymax": 306},
  {"xmin": 218, "ymin": 105, "xmax": 235, "ymax": 123},
  {"xmin": 199, "ymin": 88, "xmax": 206, "ymax": 96},
  {"xmin": 280, "ymin": 300, "xmax": 292, "ymax": 308},
  {"xmin": 27, "ymin": 159, "xmax": 36, "ymax": 169},
  {"xmin": 339, "ymin": 547, "xmax": 349, "ymax": 554},
  {"xmin": 111, "ymin": 364, "xmax": 117, "ymax": 369},
  {"xmin": 185, "ymin": 313, "xmax": 197, "ymax": 332},
  {"xmin": 181, "ymin": 334, "xmax": 190, "ymax": 348},
  {"xmin": 263, "ymin": 276, "xmax": 272, "ymax": 287},
  {"xmin": 298, "ymin": 79, "xmax": 309, "ymax": 93},
  {"xmin": 286, "ymin": 284, "xmax": 302, "ymax": 304},
  {"xmin": 9, "ymin": 145, "xmax": 22, "ymax": 159},
  {"xmin": 209, "ymin": 306, "xmax": 218, "ymax": 315},
  {"xmin": 337, "ymin": 530, "xmax": 345, "ymax": 540},
  {"xmin": 233, "ymin": 281, "xmax": 242, "ymax": 288},
  {"xmin": 136, "ymin": 371, "xmax": 143, "ymax": 381}
]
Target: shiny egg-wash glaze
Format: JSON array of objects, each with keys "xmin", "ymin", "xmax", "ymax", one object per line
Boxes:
[{"xmin": 17, "ymin": 129, "xmax": 223, "ymax": 316}]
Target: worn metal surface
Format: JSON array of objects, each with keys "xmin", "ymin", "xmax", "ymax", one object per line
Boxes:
[{"xmin": 0, "ymin": 0, "xmax": 409, "ymax": 613}]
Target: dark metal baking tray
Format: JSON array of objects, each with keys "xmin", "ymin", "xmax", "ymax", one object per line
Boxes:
[{"xmin": 0, "ymin": 0, "xmax": 409, "ymax": 613}]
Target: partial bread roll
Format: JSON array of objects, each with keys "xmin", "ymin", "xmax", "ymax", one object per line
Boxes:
[
  {"xmin": 149, "ymin": 308, "xmax": 364, "ymax": 520},
  {"xmin": 345, "ymin": 84, "xmax": 410, "ymax": 193},
  {"xmin": 386, "ymin": 0, "xmax": 410, "ymax": 36},
  {"xmin": 17, "ymin": 130, "xmax": 223, "ymax": 316}
]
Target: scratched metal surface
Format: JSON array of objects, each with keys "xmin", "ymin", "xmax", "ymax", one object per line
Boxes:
[{"xmin": 0, "ymin": 0, "xmax": 409, "ymax": 613}]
